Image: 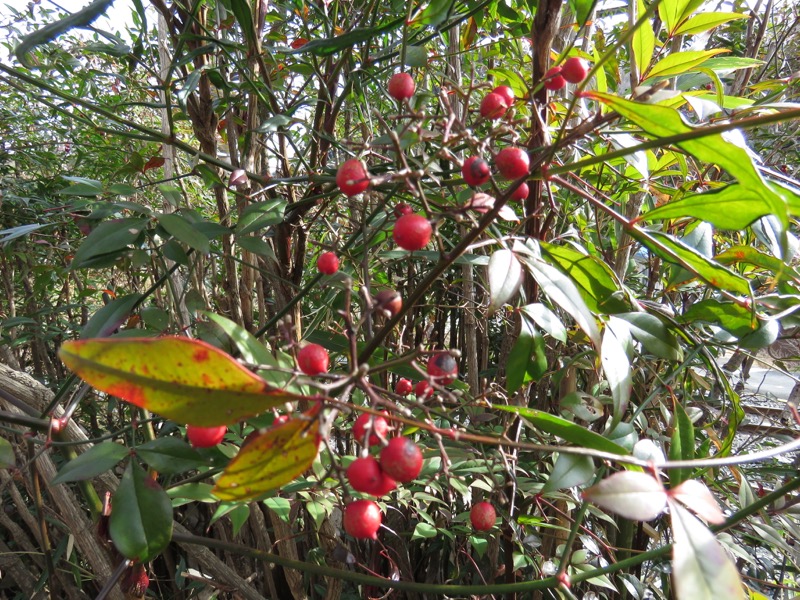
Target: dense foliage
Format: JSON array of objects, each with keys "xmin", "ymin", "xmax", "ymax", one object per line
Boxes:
[{"xmin": 1, "ymin": 0, "xmax": 799, "ymax": 598}]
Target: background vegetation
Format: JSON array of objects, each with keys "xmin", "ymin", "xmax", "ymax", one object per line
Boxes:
[{"xmin": 1, "ymin": 0, "xmax": 799, "ymax": 598}]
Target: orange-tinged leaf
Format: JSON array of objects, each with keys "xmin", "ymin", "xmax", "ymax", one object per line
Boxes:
[
  {"xmin": 59, "ymin": 336, "xmax": 308, "ymax": 427},
  {"xmin": 142, "ymin": 156, "xmax": 165, "ymax": 172},
  {"xmin": 213, "ymin": 404, "xmax": 322, "ymax": 501}
]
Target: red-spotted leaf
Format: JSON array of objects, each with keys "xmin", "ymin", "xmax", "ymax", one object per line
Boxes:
[
  {"xmin": 584, "ymin": 471, "xmax": 668, "ymax": 521},
  {"xmin": 670, "ymin": 501, "xmax": 743, "ymax": 600},
  {"xmin": 669, "ymin": 479, "xmax": 726, "ymax": 525},
  {"xmin": 58, "ymin": 336, "xmax": 309, "ymax": 427},
  {"xmin": 212, "ymin": 404, "xmax": 322, "ymax": 501},
  {"xmin": 109, "ymin": 462, "xmax": 173, "ymax": 562}
]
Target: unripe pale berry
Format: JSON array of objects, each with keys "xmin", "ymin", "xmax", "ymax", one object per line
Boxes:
[
  {"xmin": 510, "ymin": 182, "xmax": 529, "ymax": 202},
  {"xmin": 427, "ymin": 351, "xmax": 458, "ymax": 385},
  {"xmin": 543, "ymin": 67, "xmax": 566, "ymax": 91},
  {"xmin": 470, "ymin": 501, "xmax": 497, "ymax": 531},
  {"xmin": 492, "ymin": 85, "xmax": 515, "ymax": 106},
  {"xmin": 297, "ymin": 343, "xmax": 329, "ymax": 375},
  {"xmin": 229, "ymin": 168, "xmax": 248, "ymax": 187},
  {"xmin": 343, "ymin": 499, "xmax": 382, "ymax": 539},
  {"xmin": 462, "ymin": 156, "xmax": 491, "ymax": 187},
  {"xmin": 375, "ymin": 289, "xmax": 402, "ymax": 317},
  {"xmin": 561, "ymin": 57, "xmax": 588, "ymax": 84},
  {"xmin": 395, "ymin": 378, "xmax": 413, "ymax": 396},
  {"xmin": 273, "ymin": 414, "xmax": 291, "ymax": 427},
  {"xmin": 336, "ymin": 159, "xmax": 370, "ymax": 196},
  {"xmin": 393, "ymin": 214, "xmax": 432, "ymax": 251},
  {"xmin": 317, "ymin": 251, "xmax": 339, "ymax": 275},
  {"xmin": 480, "ymin": 92, "xmax": 508, "ymax": 119},
  {"xmin": 380, "ymin": 437, "xmax": 423, "ymax": 483},
  {"xmin": 347, "ymin": 456, "xmax": 385, "ymax": 495},
  {"xmin": 495, "ymin": 148, "xmax": 530, "ymax": 180},
  {"xmin": 353, "ymin": 412, "xmax": 390, "ymax": 446},
  {"xmin": 187, "ymin": 424, "xmax": 227, "ymax": 448},
  {"xmin": 388, "ymin": 72, "xmax": 415, "ymax": 100},
  {"xmin": 415, "ymin": 380, "xmax": 433, "ymax": 399}
]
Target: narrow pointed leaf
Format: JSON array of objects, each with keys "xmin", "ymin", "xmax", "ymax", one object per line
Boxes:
[
  {"xmin": 110, "ymin": 462, "xmax": 172, "ymax": 562},
  {"xmin": 491, "ymin": 406, "xmax": 628, "ymax": 455},
  {"xmin": 670, "ymin": 501, "xmax": 742, "ymax": 599},
  {"xmin": 584, "ymin": 471, "xmax": 668, "ymax": 521},
  {"xmin": 631, "ymin": 0, "xmax": 655, "ymax": 75},
  {"xmin": 518, "ymin": 251, "xmax": 601, "ymax": 348},
  {"xmin": 674, "ymin": 12, "xmax": 748, "ymax": 35},
  {"xmin": 506, "ymin": 316, "xmax": 547, "ymax": 394},
  {"xmin": 213, "ymin": 408, "xmax": 321, "ymax": 501},
  {"xmin": 601, "ymin": 319, "xmax": 632, "ymax": 422},
  {"xmin": 521, "ymin": 303, "xmax": 567, "ymax": 342},
  {"xmin": 642, "ymin": 184, "xmax": 771, "ymax": 230},
  {"xmin": 287, "ymin": 17, "xmax": 404, "ymax": 56},
  {"xmin": 542, "ymin": 454, "xmax": 595, "ymax": 493},
  {"xmin": 51, "ymin": 442, "xmax": 128, "ymax": 485},
  {"xmin": 70, "ymin": 218, "xmax": 149, "ymax": 269},
  {"xmin": 669, "ymin": 401, "xmax": 695, "ymax": 485},
  {"xmin": 59, "ymin": 337, "xmax": 309, "ymax": 427},
  {"xmin": 157, "ymin": 213, "xmax": 210, "ymax": 254},
  {"xmin": 670, "ymin": 480, "xmax": 725, "ymax": 525},
  {"xmin": 617, "ymin": 312, "xmax": 682, "ymax": 361},
  {"xmin": 136, "ymin": 438, "xmax": 205, "ymax": 475},
  {"xmin": 488, "ymin": 249, "xmax": 523, "ymax": 314},
  {"xmin": 647, "ymin": 49, "xmax": 728, "ymax": 79}
]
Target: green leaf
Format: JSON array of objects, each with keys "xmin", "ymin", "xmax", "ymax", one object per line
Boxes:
[
  {"xmin": 669, "ymin": 402, "xmax": 695, "ymax": 485},
  {"xmin": 657, "ymin": 0, "xmax": 695, "ymax": 34},
  {"xmin": 80, "ymin": 293, "xmax": 143, "ymax": 339},
  {"xmin": 642, "ymin": 184, "xmax": 773, "ymax": 230},
  {"xmin": 646, "ymin": 49, "xmax": 728, "ymax": 79},
  {"xmin": 601, "ymin": 318, "xmax": 632, "ymax": 423},
  {"xmin": 412, "ymin": 522, "xmax": 438, "ymax": 540},
  {"xmin": 236, "ymin": 236, "xmax": 277, "ymax": 261},
  {"xmin": 492, "ymin": 406, "xmax": 628, "ymax": 455},
  {"xmin": 109, "ymin": 462, "xmax": 173, "ymax": 562},
  {"xmin": 0, "ymin": 223, "xmax": 51, "ymax": 244},
  {"xmin": 256, "ymin": 115, "xmax": 292, "ymax": 133},
  {"xmin": 487, "ymin": 249, "xmax": 523, "ymax": 314},
  {"xmin": 416, "ymin": 0, "xmax": 455, "ymax": 27},
  {"xmin": 15, "ymin": 0, "xmax": 115, "ymax": 66},
  {"xmin": 136, "ymin": 438, "xmax": 205, "ymax": 475},
  {"xmin": 517, "ymin": 243, "xmax": 602, "ymax": 348},
  {"xmin": 542, "ymin": 454, "xmax": 595, "ymax": 493},
  {"xmin": 51, "ymin": 442, "xmax": 127, "ymax": 485},
  {"xmin": 59, "ymin": 181, "xmax": 104, "ymax": 196},
  {"xmin": 539, "ymin": 241, "xmax": 629, "ymax": 314},
  {"xmin": 569, "ymin": 0, "xmax": 598, "ymax": 28},
  {"xmin": 264, "ymin": 497, "xmax": 292, "ymax": 521},
  {"xmin": 157, "ymin": 213, "xmax": 210, "ymax": 254},
  {"xmin": 634, "ymin": 229, "xmax": 751, "ymax": 295},
  {"xmin": 616, "ymin": 312, "xmax": 683, "ymax": 361},
  {"xmin": 287, "ymin": 17, "xmax": 405, "ymax": 57},
  {"xmin": 0, "ymin": 438, "xmax": 15, "ymax": 469},
  {"xmin": 520, "ymin": 303, "xmax": 567, "ymax": 342},
  {"xmin": 70, "ymin": 218, "xmax": 149, "ymax": 269},
  {"xmin": 236, "ymin": 200, "xmax": 286, "ymax": 235},
  {"xmin": 59, "ymin": 336, "xmax": 309, "ymax": 427},
  {"xmin": 201, "ymin": 312, "xmax": 273, "ymax": 365},
  {"xmin": 585, "ymin": 471, "xmax": 667, "ymax": 520},
  {"xmin": 670, "ymin": 502, "xmax": 743, "ymax": 600},
  {"xmin": 213, "ymin": 408, "xmax": 321, "ymax": 501},
  {"xmin": 506, "ymin": 316, "xmax": 547, "ymax": 394},
  {"xmin": 230, "ymin": 0, "xmax": 256, "ymax": 47},
  {"xmin": 681, "ymin": 299, "xmax": 755, "ymax": 338},
  {"xmin": 675, "ymin": 12, "xmax": 748, "ymax": 35}
]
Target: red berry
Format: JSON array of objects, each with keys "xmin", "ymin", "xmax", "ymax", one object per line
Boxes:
[
  {"xmin": 561, "ymin": 57, "xmax": 588, "ymax": 84},
  {"xmin": 495, "ymin": 148, "xmax": 530, "ymax": 180},
  {"xmin": 372, "ymin": 472, "xmax": 397, "ymax": 496},
  {"xmin": 336, "ymin": 159, "xmax": 370, "ymax": 196},
  {"xmin": 353, "ymin": 412, "xmax": 390, "ymax": 446},
  {"xmin": 462, "ymin": 156, "xmax": 491, "ymax": 187},
  {"xmin": 510, "ymin": 182, "xmax": 529, "ymax": 202},
  {"xmin": 347, "ymin": 456, "xmax": 385, "ymax": 495},
  {"xmin": 120, "ymin": 563, "xmax": 150, "ymax": 598},
  {"xmin": 388, "ymin": 72, "xmax": 415, "ymax": 100},
  {"xmin": 375, "ymin": 289, "xmax": 402, "ymax": 317},
  {"xmin": 344, "ymin": 499, "xmax": 382, "ymax": 539},
  {"xmin": 394, "ymin": 202, "xmax": 413, "ymax": 217},
  {"xmin": 297, "ymin": 343, "xmax": 329, "ymax": 375},
  {"xmin": 415, "ymin": 380, "xmax": 433, "ymax": 399},
  {"xmin": 492, "ymin": 85, "xmax": 515, "ymax": 106},
  {"xmin": 393, "ymin": 214, "xmax": 432, "ymax": 251},
  {"xmin": 186, "ymin": 424, "xmax": 227, "ymax": 448},
  {"xmin": 470, "ymin": 501, "xmax": 497, "ymax": 531},
  {"xmin": 480, "ymin": 92, "xmax": 509, "ymax": 119},
  {"xmin": 380, "ymin": 437, "xmax": 423, "ymax": 483},
  {"xmin": 395, "ymin": 378, "xmax": 413, "ymax": 396},
  {"xmin": 317, "ymin": 251, "xmax": 339, "ymax": 275},
  {"xmin": 544, "ymin": 67, "xmax": 566, "ymax": 91},
  {"xmin": 427, "ymin": 351, "xmax": 458, "ymax": 385}
]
